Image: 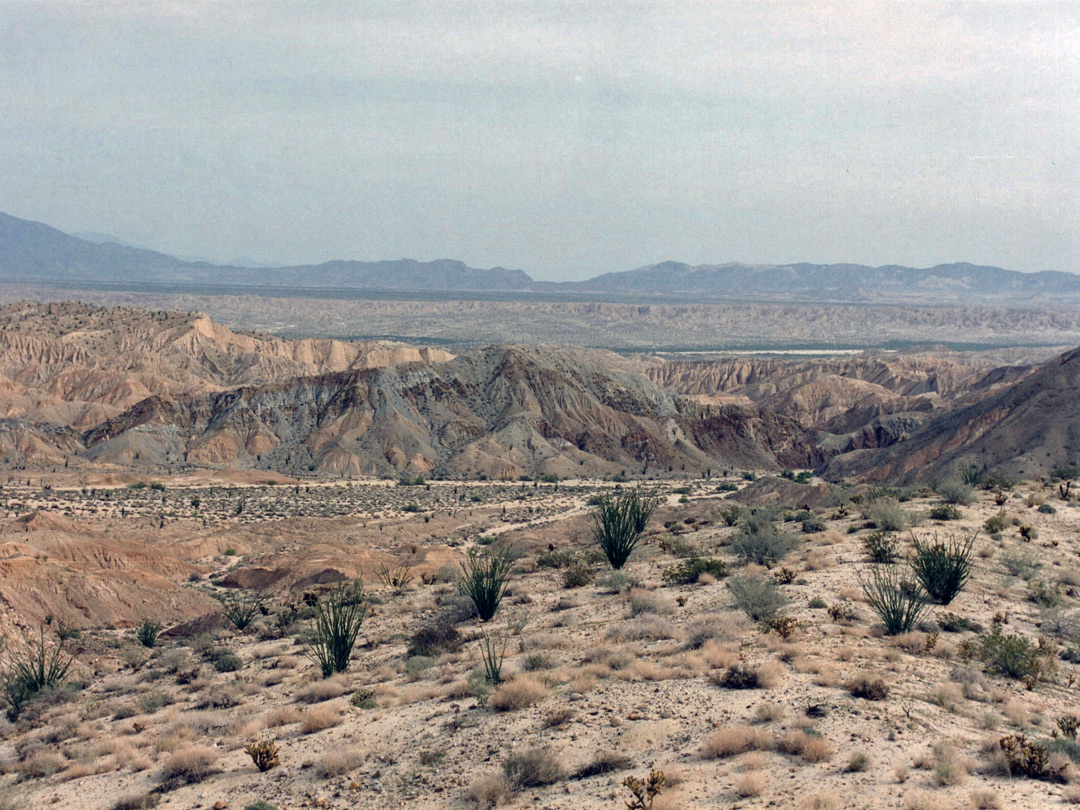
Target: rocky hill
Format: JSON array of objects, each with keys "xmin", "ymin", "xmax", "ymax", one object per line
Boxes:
[
  {"xmin": 0, "ymin": 301, "xmax": 1076, "ymax": 482},
  {"xmin": 820, "ymin": 345, "xmax": 1080, "ymax": 482}
]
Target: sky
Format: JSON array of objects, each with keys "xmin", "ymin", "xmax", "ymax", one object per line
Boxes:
[{"xmin": 1, "ymin": 1, "xmax": 1078, "ymax": 279}]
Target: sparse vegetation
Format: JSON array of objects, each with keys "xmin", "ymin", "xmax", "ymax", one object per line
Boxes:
[
  {"xmin": 730, "ymin": 514, "xmax": 799, "ymax": 567},
  {"xmin": 0, "ymin": 627, "xmax": 73, "ymax": 720},
  {"xmin": 134, "ymin": 619, "xmax": 162, "ymax": 649}
]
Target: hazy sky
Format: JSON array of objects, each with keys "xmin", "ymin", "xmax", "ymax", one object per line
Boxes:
[{"xmin": 2, "ymin": 1, "xmax": 1078, "ymax": 279}]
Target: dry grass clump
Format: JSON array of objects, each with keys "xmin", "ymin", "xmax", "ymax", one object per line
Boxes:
[
  {"xmin": 299, "ymin": 705, "xmax": 341, "ymax": 734},
  {"xmin": 774, "ymin": 730, "xmax": 833, "ymax": 762},
  {"xmin": 467, "ymin": 772, "xmax": 513, "ymax": 808},
  {"xmin": 295, "ymin": 674, "xmax": 352, "ymax": 703},
  {"xmin": 754, "ymin": 701, "xmax": 786, "ymax": 723},
  {"xmin": 606, "ymin": 616, "xmax": 679, "ymax": 642},
  {"xmin": 700, "ymin": 725, "xmax": 771, "ymax": 759},
  {"xmin": 712, "ymin": 661, "xmax": 783, "ymax": 690},
  {"xmin": 733, "ymin": 771, "xmax": 766, "ymax": 797},
  {"xmin": 684, "ymin": 613, "xmax": 745, "ymax": 648},
  {"xmin": 628, "ymin": 588, "xmax": 674, "ymax": 615},
  {"xmin": 503, "ymin": 747, "xmax": 564, "ymax": 789},
  {"xmin": 19, "ymin": 749, "xmax": 67, "ymax": 778},
  {"xmin": 847, "ymin": 672, "xmax": 889, "ymax": 700},
  {"xmin": 969, "ymin": 789, "xmax": 1001, "ymax": 809},
  {"xmin": 160, "ymin": 745, "xmax": 219, "ymax": 784},
  {"xmin": 490, "ymin": 676, "xmax": 549, "ymax": 712},
  {"xmin": 262, "ymin": 705, "xmax": 303, "ymax": 728},
  {"xmin": 315, "ymin": 748, "xmax": 365, "ymax": 778},
  {"xmin": 802, "ymin": 795, "xmax": 839, "ymax": 810}
]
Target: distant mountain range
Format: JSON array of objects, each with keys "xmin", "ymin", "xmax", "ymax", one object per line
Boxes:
[{"xmin": 2, "ymin": 210, "xmax": 1078, "ymax": 303}]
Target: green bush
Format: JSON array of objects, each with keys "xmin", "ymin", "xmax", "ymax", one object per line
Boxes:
[
  {"xmin": 458, "ymin": 546, "xmax": 515, "ymax": 621},
  {"xmin": 561, "ymin": 560, "xmax": 594, "ymax": 589},
  {"xmin": 866, "ymin": 497, "xmax": 909, "ymax": 531},
  {"xmin": 980, "ymin": 625, "xmax": 1051, "ymax": 683},
  {"xmin": 928, "ymin": 504, "xmax": 962, "ymax": 521},
  {"xmin": 307, "ymin": 580, "xmax": 368, "ymax": 678},
  {"xmin": 592, "ymin": 489, "xmax": 658, "ymax": 569},
  {"xmin": 863, "ymin": 532, "xmax": 899, "ymax": 563},
  {"xmin": 858, "ymin": 565, "xmax": 929, "ymax": 635},
  {"xmin": 730, "ymin": 515, "xmax": 798, "ymax": 568},
  {"xmin": 983, "ymin": 512, "xmax": 1009, "ymax": 535},
  {"xmin": 662, "ymin": 558, "xmax": 728, "ymax": 585},
  {"xmin": 909, "ymin": 532, "xmax": 975, "ymax": 605},
  {"xmin": 726, "ymin": 574, "xmax": 788, "ymax": 620},
  {"xmin": 211, "ymin": 649, "xmax": 243, "ymax": 673},
  {"xmin": 134, "ymin": 620, "xmax": 163, "ymax": 649},
  {"xmin": 936, "ymin": 480, "xmax": 975, "ymax": 505}
]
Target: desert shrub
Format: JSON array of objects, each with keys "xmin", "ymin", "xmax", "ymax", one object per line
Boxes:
[
  {"xmin": 998, "ymin": 735, "xmax": 1068, "ymax": 781},
  {"xmin": 211, "ymin": 649, "xmax": 243, "ymax": 673},
  {"xmin": 846, "ymin": 751, "xmax": 871, "ymax": 772},
  {"xmin": 730, "ymin": 516, "xmax": 798, "ymax": 568},
  {"xmin": 808, "ymin": 597, "xmax": 828, "ymax": 609},
  {"xmin": 218, "ymin": 589, "xmax": 266, "ymax": 632},
  {"xmin": 244, "ymin": 739, "xmax": 280, "ymax": 772},
  {"xmin": 1038, "ymin": 503, "xmax": 1057, "ymax": 514},
  {"xmin": 243, "ymin": 803, "xmax": 278, "ymax": 810},
  {"xmin": 350, "ymin": 687, "xmax": 376, "ymax": 709},
  {"xmin": 538, "ymin": 549, "xmax": 577, "ymax": 569},
  {"xmin": 561, "ymin": 561, "xmax": 594, "ymax": 589},
  {"xmin": 858, "ymin": 565, "xmax": 929, "ymax": 635},
  {"xmin": 307, "ymin": 580, "xmax": 368, "ymax": 678},
  {"xmin": 801, "ymin": 515, "xmax": 827, "ymax": 533},
  {"xmin": 662, "ymin": 557, "xmax": 728, "ymax": 585},
  {"xmin": 929, "ymin": 504, "xmax": 962, "ymax": 521},
  {"xmin": 760, "ymin": 615, "xmax": 799, "ymax": 639},
  {"xmin": 598, "ymin": 572, "xmax": 634, "ymax": 593},
  {"xmin": 727, "ymin": 574, "xmax": 788, "ymax": 620},
  {"xmin": 848, "ymin": 672, "xmax": 889, "ymax": 700},
  {"xmin": 1058, "ymin": 714, "xmax": 1080, "ymax": 740},
  {"xmin": 459, "ymin": 546, "xmax": 515, "ymax": 621},
  {"xmin": 982, "ymin": 513, "xmax": 1008, "ymax": 535},
  {"xmin": 1000, "ymin": 550, "xmax": 1040, "ymax": 580},
  {"xmin": 1028, "ymin": 580, "xmax": 1062, "ymax": 608},
  {"xmin": 979, "ymin": 625, "xmax": 1051, "ymax": 683},
  {"xmin": 622, "ymin": 770, "xmax": 666, "ymax": 810},
  {"xmin": 111, "ymin": 795, "xmax": 161, "ymax": 810},
  {"xmin": 160, "ymin": 745, "xmax": 219, "ymax": 785},
  {"xmin": 938, "ymin": 613, "xmax": 982, "ymax": 634},
  {"xmin": 937, "ymin": 481, "xmax": 975, "ymax": 505},
  {"xmin": 134, "ymin": 620, "xmax": 163, "ymax": 649},
  {"xmin": 592, "ymin": 488, "xmax": 658, "ymax": 569},
  {"xmin": 866, "ymin": 497, "xmax": 909, "ymax": 531},
  {"xmin": 715, "ymin": 663, "xmax": 763, "ymax": 689},
  {"xmin": 827, "ymin": 601, "xmax": 858, "ymax": 623},
  {"xmin": 504, "ymin": 747, "xmax": 563, "ymax": 788},
  {"xmin": 910, "ymin": 532, "xmax": 975, "ymax": 605},
  {"xmin": 409, "ymin": 622, "xmax": 464, "ymax": 657},
  {"xmin": 0, "ymin": 627, "xmax": 73, "ymax": 720}
]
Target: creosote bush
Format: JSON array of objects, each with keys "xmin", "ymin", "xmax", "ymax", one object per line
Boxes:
[
  {"xmin": 727, "ymin": 574, "xmax": 788, "ymax": 620},
  {"xmin": 662, "ymin": 557, "xmax": 728, "ymax": 585},
  {"xmin": 592, "ymin": 488, "xmax": 658, "ymax": 569},
  {"xmin": 863, "ymin": 531, "xmax": 899, "ymax": 564},
  {"xmin": 307, "ymin": 580, "xmax": 368, "ymax": 678},
  {"xmin": 730, "ymin": 514, "xmax": 799, "ymax": 568},
  {"xmin": 459, "ymin": 546, "xmax": 516, "ymax": 622}
]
